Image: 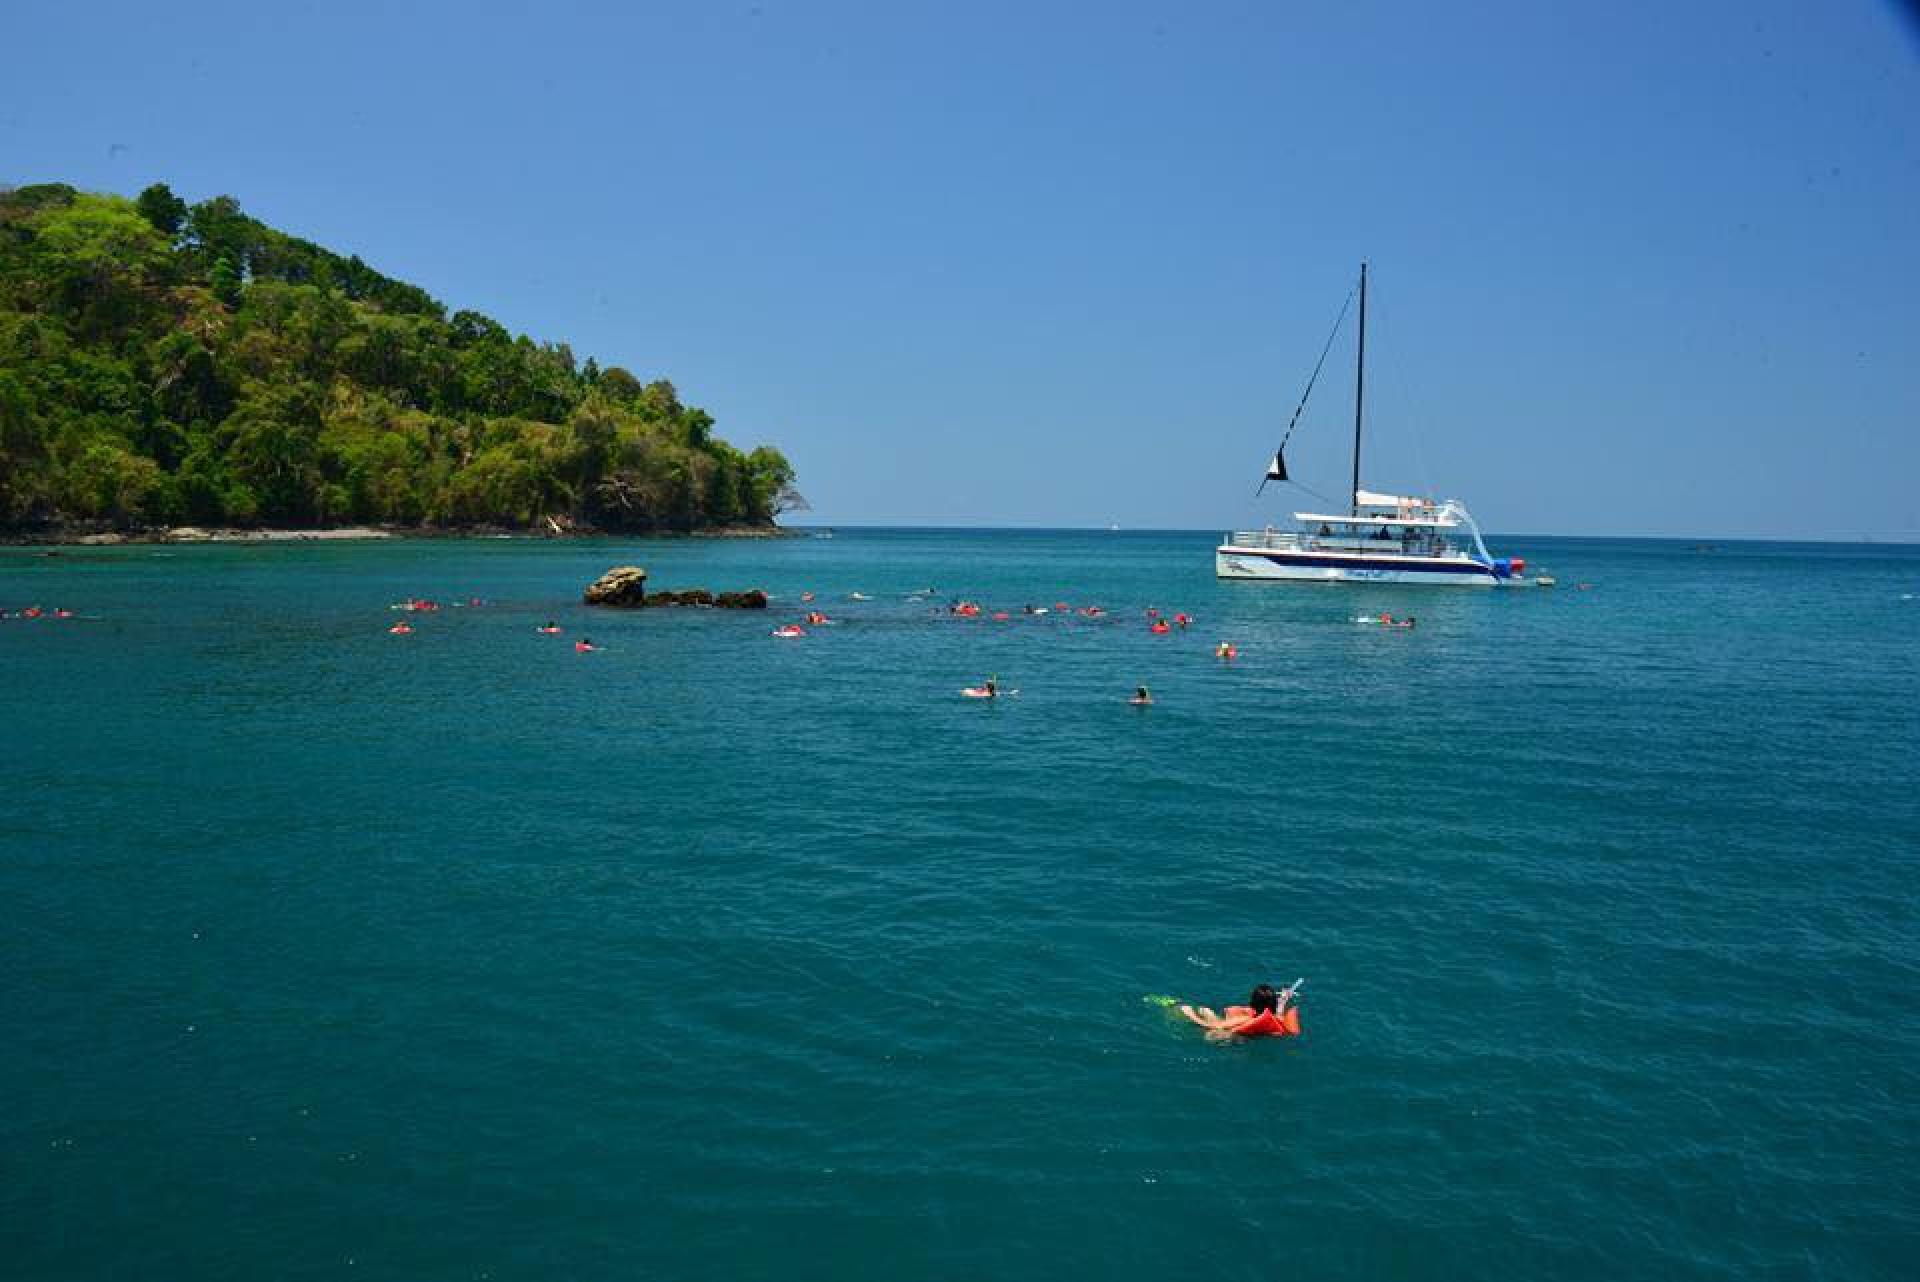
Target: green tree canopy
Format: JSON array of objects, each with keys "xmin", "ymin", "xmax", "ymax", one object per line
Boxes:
[
  {"xmin": 0, "ymin": 183, "xmax": 794, "ymax": 533},
  {"xmin": 135, "ymin": 183, "xmax": 189, "ymax": 238}
]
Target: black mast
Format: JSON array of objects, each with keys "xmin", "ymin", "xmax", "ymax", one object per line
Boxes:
[{"xmin": 1351, "ymin": 261, "xmax": 1367, "ymax": 515}]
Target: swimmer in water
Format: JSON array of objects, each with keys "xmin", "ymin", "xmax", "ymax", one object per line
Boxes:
[
  {"xmin": 1132, "ymin": 685, "xmax": 1152, "ymax": 705},
  {"xmin": 1179, "ymin": 982, "xmax": 1296, "ymax": 1041},
  {"xmin": 1216, "ymin": 641, "xmax": 1237, "ymax": 659},
  {"xmin": 984, "ymin": 677, "xmax": 999, "ymax": 698}
]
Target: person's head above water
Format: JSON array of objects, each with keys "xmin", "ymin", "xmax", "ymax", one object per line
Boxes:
[{"xmin": 1249, "ymin": 983, "xmax": 1280, "ymax": 1014}]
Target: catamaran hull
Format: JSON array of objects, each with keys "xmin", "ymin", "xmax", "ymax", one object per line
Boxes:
[{"xmin": 1215, "ymin": 547, "xmax": 1498, "ymax": 586}]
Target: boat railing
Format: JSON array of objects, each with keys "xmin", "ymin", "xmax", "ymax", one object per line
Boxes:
[
  {"xmin": 1225, "ymin": 529, "xmax": 1304, "ymax": 550},
  {"xmin": 1225, "ymin": 529, "xmax": 1464, "ymax": 559}
]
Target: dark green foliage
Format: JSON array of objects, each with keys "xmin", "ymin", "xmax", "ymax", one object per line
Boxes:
[
  {"xmin": 209, "ymin": 254, "xmax": 242, "ymax": 307},
  {"xmin": 0, "ymin": 184, "xmax": 794, "ymax": 531},
  {"xmin": 135, "ymin": 183, "xmax": 188, "ymax": 238}
]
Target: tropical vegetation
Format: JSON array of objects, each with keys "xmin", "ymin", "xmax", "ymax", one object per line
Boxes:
[{"xmin": 0, "ymin": 183, "xmax": 798, "ymax": 532}]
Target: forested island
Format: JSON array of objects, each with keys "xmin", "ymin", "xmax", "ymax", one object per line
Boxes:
[{"xmin": 0, "ymin": 183, "xmax": 799, "ymax": 537}]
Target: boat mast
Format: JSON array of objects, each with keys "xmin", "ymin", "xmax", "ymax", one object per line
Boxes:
[{"xmin": 1351, "ymin": 261, "xmax": 1367, "ymax": 515}]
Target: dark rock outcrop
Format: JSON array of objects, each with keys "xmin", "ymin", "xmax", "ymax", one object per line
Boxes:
[
  {"xmin": 582, "ymin": 567, "xmax": 767, "ymax": 609},
  {"xmin": 646, "ymin": 588, "xmax": 714, "ymax": 607},
  {"xmin": 583, "ymin": 566, "xmax": 647, "ymax": 606}
]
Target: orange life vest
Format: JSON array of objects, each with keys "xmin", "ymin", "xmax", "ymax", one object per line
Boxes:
[{"xmin": 1230, "ymin": 1008, "xmax": 1301, "ymax": 1037}]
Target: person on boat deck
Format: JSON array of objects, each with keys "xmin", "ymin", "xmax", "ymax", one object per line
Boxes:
[
  {"xmin": 1373, "ymin": 524, "xmax": 1393, "ymax": 540},
  {"xmin": 1318, "ymin": 523, "xmax": 1332, "ymax": 537},
  {"xmin": 1179, "ymin": 983, "xmax": 1293, "ymax": 1040}
]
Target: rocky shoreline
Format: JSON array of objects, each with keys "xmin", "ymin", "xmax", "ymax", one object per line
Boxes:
[{"xmin": 1, "ymin": 522, "xmax": 795, "ymax": 547}]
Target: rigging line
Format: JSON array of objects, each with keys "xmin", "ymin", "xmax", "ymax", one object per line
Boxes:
[
  {"xmin": 1246, "ymin": 475, "xmax": 1339, "ymax": 515},
  {"xmin": 1256, "ymin": 281, "xmax": 1359, "ymax": 497},
  {"xmin": 1289, "ymin": 478, "xmax": 1341, "ymax": 509}
]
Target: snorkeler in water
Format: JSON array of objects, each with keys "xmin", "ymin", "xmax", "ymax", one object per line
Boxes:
[{"xmin": 1178, "ymin": 982, "xmax": 1302, "ymax": 1040}]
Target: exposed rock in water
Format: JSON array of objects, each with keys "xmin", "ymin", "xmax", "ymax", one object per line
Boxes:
[
  {"xmin": 582, "ymin": 567, "xmax": 766, "ymax": 609},
  {"xmin": 583, "ymin": 565, "xmax": 648, "ymax": 606},
  {"xmin": 646, "ymin": 588, "xmax": 713, "ymax": 607},
  {"xmin": 641, "ymin": 588, "xmax": 769, "ymax": 609}
]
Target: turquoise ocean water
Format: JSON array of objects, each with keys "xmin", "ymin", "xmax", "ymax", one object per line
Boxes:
[{"xmin": 3, "ymin": 529, "xmax": 1916, "ymax": 1279}]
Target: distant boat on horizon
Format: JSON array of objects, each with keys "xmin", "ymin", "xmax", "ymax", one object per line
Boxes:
[{"xmin": 1215, "ymin": 262, "xmax": 1527, "ymax": 588}]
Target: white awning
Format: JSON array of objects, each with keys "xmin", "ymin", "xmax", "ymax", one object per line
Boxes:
[
  {"xmin": 1355, "ymin": 488, "xmax": 1429, "ymax": 510},
  {"xmin": 1294, "ymin": 511, "xmax": 1459, "ymax": 528}
]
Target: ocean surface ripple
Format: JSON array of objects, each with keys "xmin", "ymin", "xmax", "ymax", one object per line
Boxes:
[{"xmin": 3, "ymin": 530, "xmax": 1916, "ymax": 1280}]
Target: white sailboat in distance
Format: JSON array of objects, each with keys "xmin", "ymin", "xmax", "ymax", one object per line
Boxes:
[{"xmin": 1215, "ymin": 263, "xmax": 1526, "ymax": 587}]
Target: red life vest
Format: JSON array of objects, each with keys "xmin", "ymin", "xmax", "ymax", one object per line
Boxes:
[{"xmin": 1231, "ymin": 1008, "xmax": 1301, "ymax": 1037}]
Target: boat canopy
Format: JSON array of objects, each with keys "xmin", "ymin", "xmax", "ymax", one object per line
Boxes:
[
  {"xmin": 1294, "ymin": 510, "xmax": 1460, "ymax": 528},
  {"xmin": 1355, "ymin": 488, "xmax": 1432, "ymax": 510}
]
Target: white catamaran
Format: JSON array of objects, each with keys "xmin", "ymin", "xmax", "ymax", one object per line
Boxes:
[{"xmin": 1216, "ymin": 263, "xmax": 1525, "ymax": 587}]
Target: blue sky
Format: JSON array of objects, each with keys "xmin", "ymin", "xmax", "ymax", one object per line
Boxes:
[{"xmin": 6, "ymin": 1, "xmax": 1917, "ymax": 537}]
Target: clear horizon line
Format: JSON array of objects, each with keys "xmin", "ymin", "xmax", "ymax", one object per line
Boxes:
[{"xmin": 782, "ymin": 522, "xmax": 1920, "ymax": 545}]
